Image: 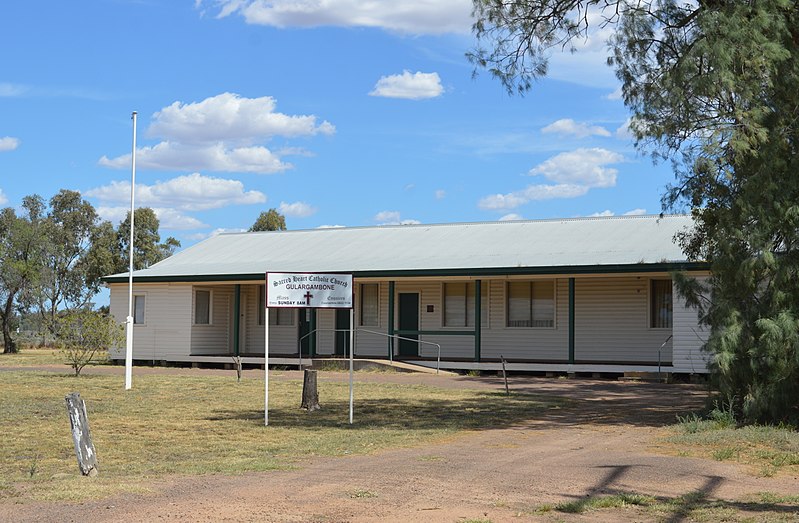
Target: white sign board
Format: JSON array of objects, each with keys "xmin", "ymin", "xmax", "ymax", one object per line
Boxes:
[{"xmin": 266, "ymin": 272, "xmax": 353, "ymax": 308}]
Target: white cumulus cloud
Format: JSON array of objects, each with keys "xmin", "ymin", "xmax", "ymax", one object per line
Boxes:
[
  {"xmin": 88, "ymin": 173, "xmax": 264, "ymax": 231},
  {"xmin": 530, "ymin": 147, "xmax": 622, "ymax": 188},
  {"xmin": 479, "ymin": 148, "xmax": 624, "ymax": 211},
  {"xmin": 606, "ymin": 86, "xmax": 623, "ymax": 100},
  {"xmin": 583, "ymin": 208, "xmax": 647, "ymax": 218},
  {"xmin": 317, "ymin": 224, "xmax": 346, "ymax": 229},
  {"xmin": 278, "ymin": 201, "xmax": 317, "ymax": 218},
  {"xmin": 96, "ymin": 206, "xmax": 208, "ymax": 230},
  {"xmin": 87, "ymin": 173, "xmax": 266, "ymax": 212},
  {"xmin": 185, "ymin": 227, "xmax": 248, "ymax": 241},
  {"xmin": 434, "ymin": 189, "xmax": 446, "ymax": 200},
  {"xmin": 99, "ymin": 141, "xmax": 291, "ymax": 174},
  {"xmin": 100, "ymin": 93, "xmax": 334, "ymax": 174},
  {"xmin": 374, "ymin": 210, "xmax": 420, "ymax": 225},
  {"xmin": 541, "ymin": 118, "xmax": 610, "ymax": 139},
  {"xmin": 499, "ymin": 213, "xmax": 524, "ymax": 221},
  {"xmin": 370, "ymin": 71, "xmax": 444, "ymax": 100},
  {"xmin": 615, "ymin": 118, "xmax": 634, "ymax": 141},
  {"xmin": 0, "ymin": 137, "xmax": 20, "ymax": 152},
  {"xmin": 0, "ymin": 188, "xmax": 7, "ymax": 205},
  {"xmin": 150, "ymin": 208, "xmax": 210, "ymax": 230},
  {"xmin": 147, "ymin": 92, "xmax": 334, "ymax": 143},
  {"xmin": 203, "ymin": 0, "xmax": 472, "ymax": 35},
  {"xmin": 479, "ymin": 184, "xmax": 588, "ymax": 210},
  {"xmin": 374, "ymin": 210, "xmax": 401, "ymax": 223}
]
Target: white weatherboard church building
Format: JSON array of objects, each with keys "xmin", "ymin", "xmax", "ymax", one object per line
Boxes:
[{"xmin": 105, "ymin": 214, "xmax": 711, "ymax": 374}]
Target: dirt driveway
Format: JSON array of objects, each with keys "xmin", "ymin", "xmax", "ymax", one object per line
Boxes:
[{"xmin": 3, "ymin": 369, "xmax": 798, "ymax": 522}]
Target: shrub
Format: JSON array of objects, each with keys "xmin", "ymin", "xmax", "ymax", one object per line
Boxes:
[{"xmin": 57, "ymin": 310, "xmax": 124, "ymax": 376}]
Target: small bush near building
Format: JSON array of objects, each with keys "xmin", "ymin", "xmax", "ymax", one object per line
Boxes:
[{"xmin": 57, "ymin": 310, "xmax": 124, "ymax": 376}]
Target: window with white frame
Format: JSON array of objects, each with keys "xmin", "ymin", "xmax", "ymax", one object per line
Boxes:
[
  {"xmin": 360, "ymin": 283, "xmax": 379, "ymax": 326},
  {"xmin": 133, "ymin": 295, "xmax": 145, "ymax": 324},
  {"xmin": 194, "ymin": 289, "xmax": 211, "ymax": 325},
  {"xmin": 443, "ymin": 282, "xmax": 488, "ymax": 327},
  {"xmin": 506, "ymin": 281, "xmax": 555, "ymax": 328},
  {"xmin": 650, "ymin": 279, "xmax": 673, "ymax": 328}
]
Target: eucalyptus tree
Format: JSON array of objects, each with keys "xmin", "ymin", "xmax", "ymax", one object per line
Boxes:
[
  {"xmin": 249, "ymin": 208, "xmax": 287, "ymax": 232},
  {"xmin": 27, "ymin": 190, "xmax": 108, "ymax": 336},
  {"xmin": 0, "ymin": 196, "xmax": 46, "ymax": 353},
  {"xmin": 116, "ymin": 207, "xmax": 180, "ymax": 271}
]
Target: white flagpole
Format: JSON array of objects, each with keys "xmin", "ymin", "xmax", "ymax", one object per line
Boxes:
[
  {"xmin": 265, "ymin": 307, "xmax": 270, "ymax": 426},
  {"xmin": 125, "ymin": 111, "xmax": 137, "ymax": 391},
  {"xmin": 349, "ymin": 307, "xmax": 354, "ymax": 425}
]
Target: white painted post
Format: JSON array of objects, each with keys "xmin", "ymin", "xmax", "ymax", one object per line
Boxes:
[
  {"xmin": 349, "ymin": 307, "xmax": 354, "ymax": 425},
  {"xmin": 264, "ymin": 307, "xmax": 269, "ymax": 427},
  {"xmin": 125, "ymin": 111, "xmax": 137, "ymax": 391},
  {"xmin": 65, "ymin": 392, "xmax": 99, "ymax": 476}
]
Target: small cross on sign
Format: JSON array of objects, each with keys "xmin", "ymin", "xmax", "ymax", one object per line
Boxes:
[{"xmin": 303, "ymin": 291, "xmax": 314, "ymax": 305}]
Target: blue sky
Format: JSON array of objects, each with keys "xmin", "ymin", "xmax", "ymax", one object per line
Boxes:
[{"xmin": 0, "ymin": 1, "xmax": 675, "ymax": 244}]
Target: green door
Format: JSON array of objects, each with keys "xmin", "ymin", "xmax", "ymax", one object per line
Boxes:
[
  {"xmin": 298, "ymin": 309, "xmax": 312, "ymax": 356},
  {"xmin": 398, "ymin": 293, "xmax": 419, "ymax": 357},
  {"xmin": 335, "ymin": 309, "xmax": 350, "ymax": 356}
]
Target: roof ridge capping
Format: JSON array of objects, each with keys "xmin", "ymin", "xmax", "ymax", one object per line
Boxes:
[{"xmin": 218, "ymin": 213, "xmax": 691, "ymax": 236}]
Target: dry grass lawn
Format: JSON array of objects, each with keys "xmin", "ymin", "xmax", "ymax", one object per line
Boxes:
[{"xmin": 0, "ymin": 366, "xmax": 562, "ymax": 502}]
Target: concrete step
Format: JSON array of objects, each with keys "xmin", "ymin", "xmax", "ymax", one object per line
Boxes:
[{"xmin": 310, "ymin": 358, "xmax": 458, "ymax": 376}]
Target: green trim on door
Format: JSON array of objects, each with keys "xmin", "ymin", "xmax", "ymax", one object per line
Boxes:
[
  {"xmin": 335, "ymin": 308, "xmax": 350, "ymax": 356},
  {"xmin": 233, "ymin": 284, "xmax": 241, "ymax": 357},
  {"xmin": 299, "ymin": 310, "xmax": 312, "ymax": 356},
  {"xmin": 388, "ymin": 281, "xmax": 395, "ymax": 359},
  {"xmin": 398, "ymin": 293, "xmax": 419, "ymax": 357},
  {"xmin": 309, "ymin": 308, "xmax": 317, "ymax": 358},
  {"xmin": 474, "ymin": 279, "xmax": 482, "ymax": 362},
  {"xmin": 568, "ymin": 278, "xmax": 575, "ymax": 364}
]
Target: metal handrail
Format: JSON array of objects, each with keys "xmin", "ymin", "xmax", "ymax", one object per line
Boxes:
[
  {"xmin": 658, "ymin": 335, "xmax": 673, "ymax": 381},
  {"xmin": 295, "ymin": 327, "xmax": 442, "ymax": 374},
  {"xmin": 296, "ymin": 328, "xmax": 351, "ymax": 368},
  {"xmin": 358, "ymin": 329, "xmax": 442, "ymax": 374}
]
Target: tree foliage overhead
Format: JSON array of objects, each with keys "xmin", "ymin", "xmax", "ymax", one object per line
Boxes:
[
  {"xmin": 249, "ymin": 208, "xmax": 287, "ymax": 232},
  {"xmin": 471, "ymin": 0, "xmax": 799, "ymax": 424}
]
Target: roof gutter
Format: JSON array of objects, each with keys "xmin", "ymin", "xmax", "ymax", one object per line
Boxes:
[{"xmin": 102, "ymin": 261, "xmax": 709, "ymax": 284}]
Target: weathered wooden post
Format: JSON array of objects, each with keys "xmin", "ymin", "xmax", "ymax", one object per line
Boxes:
[
  {"xmin": 500, "ymin": 355, "xmax": 510, "ymax": 397},
  {"xmin": 300, "ymin": 369, "xmax": 321, "ymax": 411},
  {"xmin": 65, "ymin": 392, "xmax": 98, "ymax": 476},
  {"xmin": 232, "ymin": 355, "xmax": 243, "ymax": 382}
]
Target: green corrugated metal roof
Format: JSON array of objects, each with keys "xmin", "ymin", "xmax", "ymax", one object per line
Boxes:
[{"xmin": 104, "ymin": 214, "xmax": 701, "ymax": 283}]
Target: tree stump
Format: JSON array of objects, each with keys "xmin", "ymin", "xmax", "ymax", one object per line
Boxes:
[
  {"xmin": 65, "ymin": 392, "xmax": 98, "ymax": 476},
  {"xmin": 301, "ymin": 369, "xmax": 321, "ymax": 411}
]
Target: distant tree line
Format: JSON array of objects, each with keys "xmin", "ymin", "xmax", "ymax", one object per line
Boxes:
[{"xmin": 0, "ymin": 190, "xmax": 179, "ymax": 354}]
